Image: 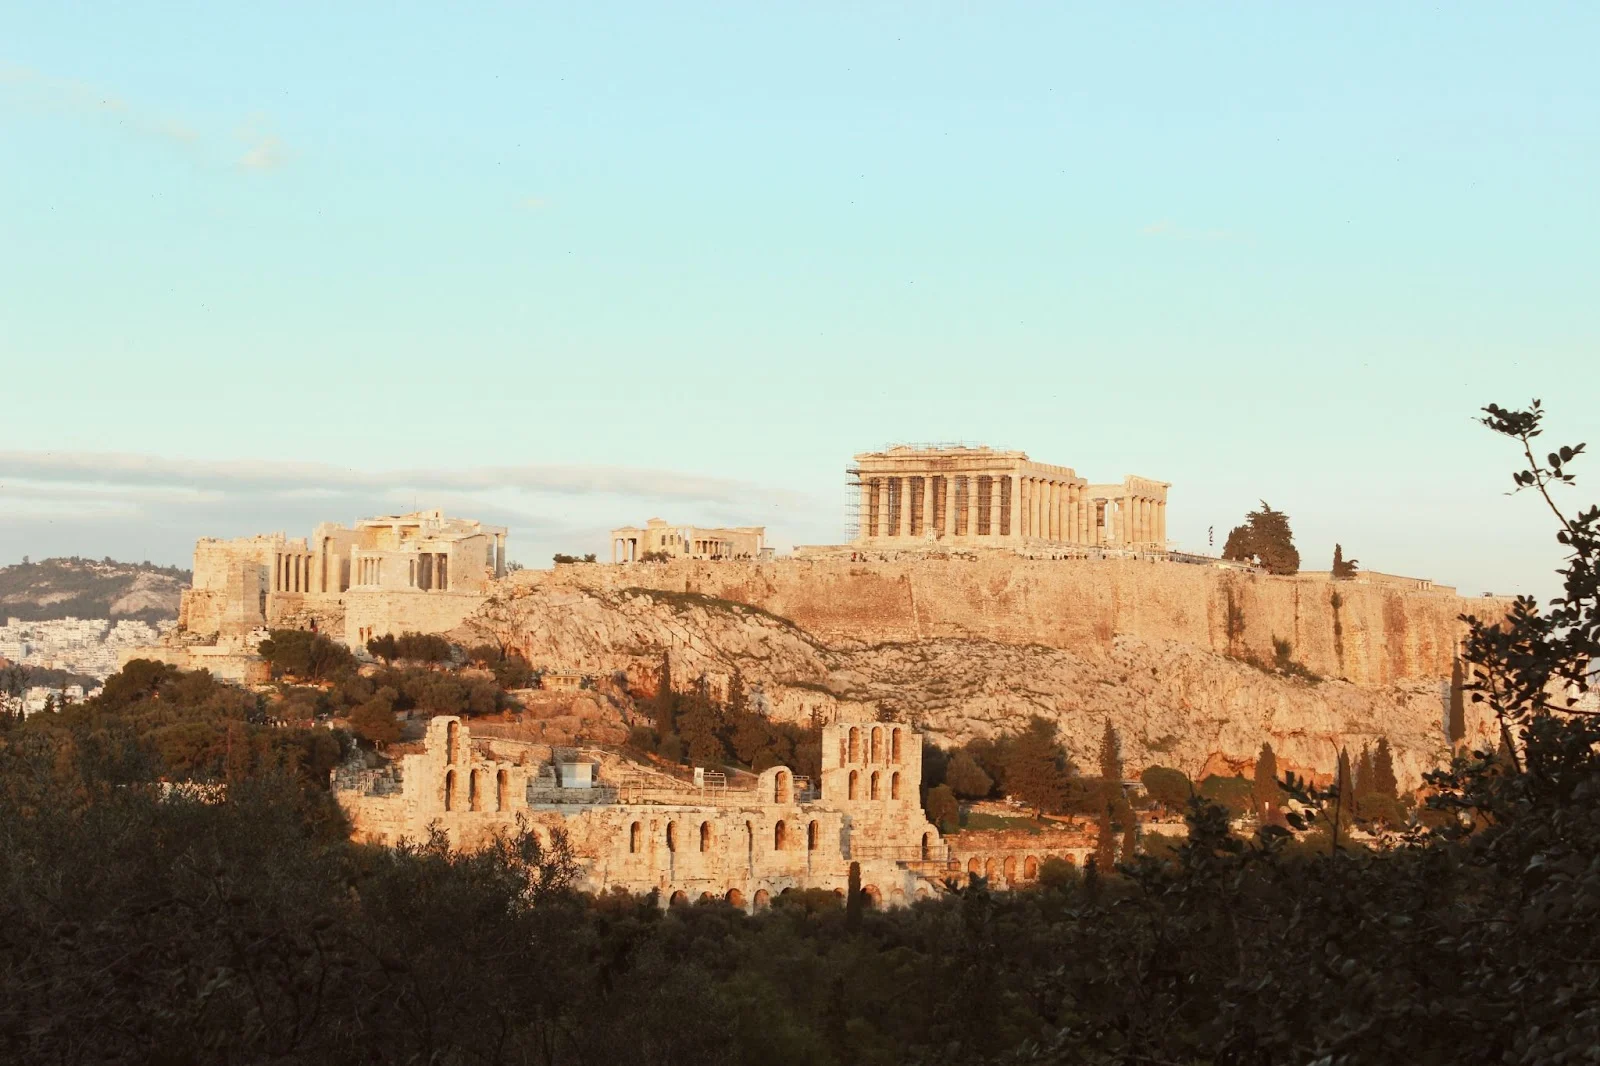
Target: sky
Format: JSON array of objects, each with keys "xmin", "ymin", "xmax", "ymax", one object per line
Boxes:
[{"xmin": 2, "ymin": 3, "xmax": 1597, "ymax": 597}]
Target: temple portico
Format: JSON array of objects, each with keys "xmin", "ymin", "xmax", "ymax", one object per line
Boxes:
[{"xmin": 849, "ymin": 446, "xmax": 1168, "ymax": 552}]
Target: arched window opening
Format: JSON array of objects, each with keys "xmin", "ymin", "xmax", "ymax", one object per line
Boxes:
[
  {"xmin": 848, "ymin": 770, "xmax": 859, "ymax": 800},
  {"xmin": 666, "ymin": 821, "xmax": 678, "ymax": 852},
  {"xmin": 726, "ymin": 888, "xmax": 746, "ymax": 908},
  {"xmin": 700, "ymin": 821, "xmax": 712, "ymax": 852},
  {"xmin": 774, "ymin": 770, "xmax": 791, "ymax": 804},
  {"xmin": 1004, "ymin": 856, "xmax": 1017, "ymax": 884},
  {"xmin": 774, "ymin": 820, "xmax": 787, "ymax": 850},
  {"xmin": 921, "ymin": 832, "xmax": 931, "ymax": 861},
  {"xmin": 807, "ymin": 820, "xmax": 819, "ymax": 851},
  {"xmin": 891, "ymin": 728, "xmax": 902, "ymax": 763},
  {"xmin": 469, "ymin": 769, "xmax": 482, "ymax": 812},
  {"xmin": 496, "ymin": 769, "xmax": 508, "ymax": 811},
  {"xmin": 753, "ymin": 889, "xmax": 771, "ymax": 909},
  {"xmin": 698, "ymin": 891, "xmax": 713, "ymax": 903},
  {"xmin": 862, "ymin": 885, "xmax": 881, "ymax": 907},
  {"xmin": 870, "ymin": 727, "xmax": 883, "ymax": 763},
  {"xmin": 669, "ymin": 890, "xmax": 688, "ymax": 908},
  {"xmin": 838, "ymin": 736, "xmax": 847, "ymax": 766},
  {"xmin": 446, "ymin": 720, "xmax": 460, "ymax": 764},
  {"xmin": 629, "ymin": 821, "xmax": 641, "ymax": 853},
  {"xmin": 1024, "ymin": 855, "xmax": 1039, "ymax": 879},
  {"xmin": 891, "ymin": 772, "xmax": 901, "ymax": 800},
  {"xmin": 848, "ymin": 727, "xmax": 860, "ymax": 763},
  {"xmin": 870, "ymin": 771, "xmax": 881, "ymax": 800},
  {"xmin": 443, "ymin": 769, "xmax": 456, "ymax": 812},
  {"xmin": 968, "ymin": 857, "xmax": 981, "ymax": 875},
  {"xmin": 985, "ymin": 858, "xmax": 999, "ymax": 881}
]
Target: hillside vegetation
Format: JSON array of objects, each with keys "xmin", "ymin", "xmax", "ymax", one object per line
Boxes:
[{"xmin": 0, "ymin": 557, "xmax": 188, "ymax": 622}]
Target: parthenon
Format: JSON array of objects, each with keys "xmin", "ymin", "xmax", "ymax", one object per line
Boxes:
[{"xmin": 850, "ymin": 445, "xmax": 1168, "ymax": 551}]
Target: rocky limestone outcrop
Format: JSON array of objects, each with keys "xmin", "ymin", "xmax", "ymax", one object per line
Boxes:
[{"xmin": 457, "ymin": 583, "xmax": 1490, "ymax": 791}]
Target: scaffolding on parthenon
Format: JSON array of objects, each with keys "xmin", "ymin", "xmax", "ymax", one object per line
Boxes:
[{"xmin": 847, "ymin": 442, "xmax": 1008, "ymax": 539}]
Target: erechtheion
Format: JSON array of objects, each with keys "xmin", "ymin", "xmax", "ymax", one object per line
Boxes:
[
  {"xmin": 850, "ymin": 445, "xmax": 1168, "ymax": 551},
  {"xmin": 610, "ymin": 518, "xmax": 768, "ymax": 563}
]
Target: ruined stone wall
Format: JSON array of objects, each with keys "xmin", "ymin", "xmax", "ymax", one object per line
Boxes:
[
  {"xmin": 337, "ymin": 717, "xmax": 947, "ymax": 907},
  {"xmin": 534, "ymin": 558, "xmax": 1506, "ymax": 688}
]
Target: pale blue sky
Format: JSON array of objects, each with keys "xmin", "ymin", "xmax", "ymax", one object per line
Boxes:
[{"xmin": 2, "ymin": 4, "xmax": 1596, "ymax": 596}]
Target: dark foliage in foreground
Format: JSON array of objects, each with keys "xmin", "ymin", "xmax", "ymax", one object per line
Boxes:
[{"xmin": 0, "ymin": 402, "xmax": 1596, "ymax": 1064}]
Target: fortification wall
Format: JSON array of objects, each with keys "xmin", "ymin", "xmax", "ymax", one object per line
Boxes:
[{"xmin": 533, "ymin": 557, "xmax": 1506, "ymax": 688}]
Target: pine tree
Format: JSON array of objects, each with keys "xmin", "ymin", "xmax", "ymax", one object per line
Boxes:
[
  {"xmin": 1331, "ymin": 543, "xmax": 1360, "ymax": 579},
  {"xmin": 1005, "ymin": 716, "xmax": 1068, "ymax": 818},
  {"xmin": 1252, "ymin": 742, "xmax": 1280, "ymax": 818},
  {"xmin": 1223, "ymin": 502, "xmax": 1301, "ymax": 574},
  {"xmin": 725, "ymin": 670, "xmax": 746, "ymax": 717},
  {"xmin": 945, "ymin": 750, "xmax": 994, "ymax": 799}
]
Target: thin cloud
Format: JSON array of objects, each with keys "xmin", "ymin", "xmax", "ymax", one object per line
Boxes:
[
  {"xmin": 1139, "ymin": 219, "xmax": 1237, "ymax": 242},
  {"xmin": 0, "ymin": 450, "xmax": 815, "ymax": 509},
  {"xmin": 0, "ymin": 450, "xmax": 838, "ymax": 568},
  {"xmin": 0, "ymin": 63, "xmax": 199, "ymax": 148},
  {"xmin": 239, "ymin": 131, "xmax": 289, "ymax": 171}
]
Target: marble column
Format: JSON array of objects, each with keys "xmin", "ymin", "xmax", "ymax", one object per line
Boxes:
[
  {"xmin": 859, "ymin": 479, "xmax": 873, "ymax": 538},
  {"xmin": 1017, "ymin": 477, "xmax": 1028, "ymax": 538},
  {"xmin": 922, "ymin": 476, "xmax": 936, "ymax": 537},
  {"xmin": 988, "ymin": 476, "xmax": 1002, "ymax": 538},
  {"xmin": 875, "ymin": 479, "xmax": 890, "ymax": 538},
  {"xmin": 1051, "ymin": 481, "xmax": 1062, "ymax": 542},
  {"xmin": 1157, "ymin": 500, "xmax": 1166, "ymax": 549},
  {"xmin": 894, "ymin": 478, "xmax": 908, "ymax": 537}
]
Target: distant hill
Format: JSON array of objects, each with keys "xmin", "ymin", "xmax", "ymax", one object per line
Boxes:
[{"xmin": 0, "ymin": 557, "xmax": 190, "ymax": 623}]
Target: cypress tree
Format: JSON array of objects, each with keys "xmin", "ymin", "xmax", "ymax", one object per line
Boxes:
[
  {"xmin": 653, "ymin": 653, "xmax": 676, "ymax": 737},
  {"xmin": 1095, "ymin": 804, "xmax": 1117, "ymax": 870},
  {"xmin": 1252, "ymin": 742, "xmax": 1280, "ymax": 818},
  {"xmin": 1355, "ymin": 745, "xmax": 1377, "ymax": 819},
  {"xmin": 1373, "ymin": 736, "xmax": 1399, "ymax": 799},
  {"xmin": 1098, "ymin": 719, "xmax": 1123, "ymax": 784},
  {"xmin": 1448, "ymin": 657, "xmax": 1467, "ymax": 746},
  {"xmin": 845, "ymin": 861, "xmax": 863, "ymax": 931}
]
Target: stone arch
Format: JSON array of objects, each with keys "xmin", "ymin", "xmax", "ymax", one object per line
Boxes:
[
  {"xmin": 849, "ymin": 770, "xmax": 859, "ymax": 800},
  {"xmin": 870, "ymin": 727, "xmax": 883, "ymax": 762},
  {"xmin": 726, "ymin": 888, "xmax": 746, "ymax": 908},
  {"xmin": 469, "ymin": 769, "xmax": 483, "ymax": 812},
  {"xmin": 862, "ymin": 885, "xmax": 881, "ymax": 907},
  {"xmin": 891, "ymin": 772, "xmax": 901, "ymax": 800},
  {"xmin": 892, "ymin": 727, "xmax": 903, "ymax": 762},
  {"xmin": 807, "ymin": 819, "xmax": 819, "ymax": 851},
  {"xmin": 496, "ymin": 769, "xmax": 508, "ymax": 812},
  {"xmin": 985, "ymin": 858, "xmax": 999, "ymax": 881},
  {"xmin": 698, "ymin": 891, "xmax": 714, "ymax": 903},
  {"xmin": 1004, "ymin": 855, "xmax": 1017, "ymax": 884},
  {"xmin": 629, "ymin": 821, "xmax": 641, "ymax": 853},
  {"xmin": 870, "ymin": 771, "xmax": 881, "ymax": 800},
  {"xmin": 948, "ymin": 857, "xmax": 962, "ymax": 872},
  {"xmin": 700, "ymin": 820, "xmax": 713, "ymax": 852},
  {"xmin": 915, "ymin": 886, "xmax": 930, "ymax": 900},
  {"xmin": 773, "ymin": 820, "xmax": 787, "ymax": 850},
  {"xmin": 1024, "ymin": 855, "xmax": 1039, "ymax": 879},
  {"xmin": 668, "ymin": 890, "xmax": 688, "ymax": 908},
  {"xmin": 443, "ymin": 769, "xmax": 456, "ymax": 812},
  {"xmin": 753, "ymin": 889, "xmax": 770, "ymax": 909},
  {"xmin": 848, "ymin": 727, "xmax": 860, "ymax": 762},
  {"xmin": 666, "ymin": 821, "xmax": 678, "ymax": 852},
  {"xmin": 921, "ymin": 832, "xmax": 932, "ymax": 861},
  {"xmin": 774, "ymin": 770, "xmax": 791, "ymax": 804},
  {"xmin": 967, "ymin": 857, "xmax": 981, "ymax": 875},
  {"xmin": 447, "ymin": 720, "xmax": 460, "ymax": 764}
]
